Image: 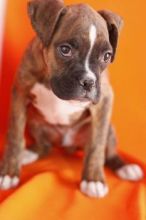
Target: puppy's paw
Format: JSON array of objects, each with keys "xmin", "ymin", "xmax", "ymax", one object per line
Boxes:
[
  {"xmin": 21, "ymin": 149, "xmax": 39, "ymax": 165},
  {"xmin": 80, "ymin": 180, "xmax": 109, "ymax": 198},
  {"xmin": 0, "ymin": 175, "xmax": 19, "ymax": 190},
  {"xmin": 0, "ymin": 161, "xmax": 20, "ymax": 190},
  {"xmin": 116, "ymin": 164, "xmax": 143, "ymax": 181}
]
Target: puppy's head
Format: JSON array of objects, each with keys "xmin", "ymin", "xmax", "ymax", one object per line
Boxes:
[{"xmin": 28, "ymin": 0, "xmax": 123, "ymax": 103}]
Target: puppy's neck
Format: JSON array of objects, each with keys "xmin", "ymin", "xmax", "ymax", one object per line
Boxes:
[{"xmin": 31, "ymin": 83, "xmax": 90, "ymax": 125}]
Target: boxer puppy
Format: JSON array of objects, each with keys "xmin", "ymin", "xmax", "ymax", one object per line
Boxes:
[{"xmin": 0, "ymin": 0, "xmax": 143, "ymax": 197}]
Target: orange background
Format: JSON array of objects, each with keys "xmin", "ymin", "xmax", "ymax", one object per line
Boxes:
[{"xmin": 0, "ymin": 0, "xmax": 146, "ymax": 220}]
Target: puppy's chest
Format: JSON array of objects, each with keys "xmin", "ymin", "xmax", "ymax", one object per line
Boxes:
[{"xmin": 30, "ymin": 83, "xmax": 90, "ymax": 125}]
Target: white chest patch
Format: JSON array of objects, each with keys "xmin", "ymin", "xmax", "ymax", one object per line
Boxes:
[
  {"xmin": 85, "ymin": 25, "xmax": 97, "ymax": 80},
  {"xmin": 31, "ymin": 83, "xmax": 90, "ymax": 125}
]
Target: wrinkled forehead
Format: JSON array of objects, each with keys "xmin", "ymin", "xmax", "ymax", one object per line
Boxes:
[{"xmin": 53, "ymin": 4, "xmax": 109, "ymax": 44}]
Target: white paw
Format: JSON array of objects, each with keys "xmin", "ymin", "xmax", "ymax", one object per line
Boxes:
[
  {"xmin": 21, "ymin": 149, "xmax": 39, "ymax": 165},
  {"xmin": 80, "ymin": 180, "xmax": 109, "ymax": 198},
  {"xmin": 0, "ymin": 175, "xmax": 19, "ymax": 190},
  {"xmin": 116, "ymin": 164, "xmax": 143, "ymax": 181}
]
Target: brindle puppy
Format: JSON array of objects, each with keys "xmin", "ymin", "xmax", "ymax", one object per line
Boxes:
[{"xmin": 0, "ymin": 0, "xmax": 143, "ymax": 197}]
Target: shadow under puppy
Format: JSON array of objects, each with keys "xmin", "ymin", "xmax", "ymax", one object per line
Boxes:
[{"xmin": 0, "ymin": 0, "xmax": 143, "ymax": 197}]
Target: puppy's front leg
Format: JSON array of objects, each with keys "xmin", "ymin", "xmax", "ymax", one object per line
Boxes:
[
  {"xmin": 0, "ymin": 85, "xmax": 28, "ymax": 190},
  {"xmin": 80, "ymin": 93, "xmax": 113, "ymax": 198}
]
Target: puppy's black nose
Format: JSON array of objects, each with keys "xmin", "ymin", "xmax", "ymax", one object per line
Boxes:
[{"xmin": 79, "ymin": 78, "xmax": 95, "ymax": 91}]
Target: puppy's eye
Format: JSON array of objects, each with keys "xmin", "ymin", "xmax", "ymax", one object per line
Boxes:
[
  {"xmin": 58, "ymin": 44, "xmax": 72, "ymax": 57},
  {"xmin": 103, "ymin": 52, "xmax": 112, "ymax": 63}
]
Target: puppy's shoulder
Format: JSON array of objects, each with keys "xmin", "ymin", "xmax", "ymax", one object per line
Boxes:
[
  {"xmin": 89, "ymin": 69, "xmax": 114, "ymax": 113},
  {"xmin": 13, "ymin": 37, "xmax": 47, "ymax": 93},
  {"xmin": 20, "ymin": 37, "xmax": 45, "ymax": 69},
  {"xmin": 100, "ymin": 69, "xmax": 114, "ymax": 100}
]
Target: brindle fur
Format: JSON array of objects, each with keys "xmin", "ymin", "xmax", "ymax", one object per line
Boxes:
[{"xmin": 0, "ymin": 0, "xmax": 126, "ymax": 188}]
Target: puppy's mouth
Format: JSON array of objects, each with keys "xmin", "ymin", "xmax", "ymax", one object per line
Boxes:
[
  {"xmin": 75, "ymin": 90, "xmax": 100, "ymax": 104},
  {"xmin": 50, "ymin": 76, "xmax": 100, "ymax": 104}
]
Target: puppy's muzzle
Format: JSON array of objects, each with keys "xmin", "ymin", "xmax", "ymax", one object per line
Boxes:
[{"xmin": 79, "ymin": 77, "xmax": 95, "ymax": 92}]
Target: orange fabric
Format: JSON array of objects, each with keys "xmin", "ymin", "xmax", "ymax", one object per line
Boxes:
[{"xmin": 0, "ymin": 0, "xmax": 146, "ymax": 219}]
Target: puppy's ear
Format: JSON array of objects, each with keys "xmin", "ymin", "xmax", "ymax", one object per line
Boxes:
[
  {"xmin": 98, "ymin": 10, "xmax": 123, "ymax": 62},
  {"xmin": 27, "ymin": 0, "xmax": 67, "ymax": 46}
]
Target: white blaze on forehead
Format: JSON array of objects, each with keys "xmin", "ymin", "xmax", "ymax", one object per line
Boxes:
[{"xmin": 85, "ymin": 25, "xmax": 97, "ymax": 80}]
